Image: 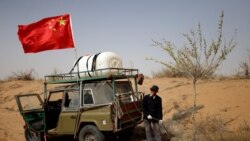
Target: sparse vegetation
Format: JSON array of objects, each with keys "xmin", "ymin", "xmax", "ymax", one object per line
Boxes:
[
  {"xmin": 51, "ymin": 68, "xmax": 61, "ymax": 75},
  {"xmin": 7, "ymin": 69, "xmax": 36, "ymax": 81},
  {"xmin": 147, "ymin": 11, "xmax": 237, "ymax": 141},
  {"xmin": 152, "ymin": 68, "xmax": 187, "ymax": 78},
  {"xmin": 172, "ymin": 105, "xmax": 204, "ymax": 121},
  {"xmin": 196, "ymin": 117, "xmax": 250, "ymax": 141},
  {"xmin": 168, "ymin": 114, "xmax": 250, "ymax": 141},
  {"xmin": 239, "ymin": 48, "xmax": 250, "ymax": 79}
]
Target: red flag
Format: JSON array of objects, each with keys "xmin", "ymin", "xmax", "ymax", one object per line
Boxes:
[{"xmin": 18, "ymin": 14, "xmax": 75, "ymax": 53}]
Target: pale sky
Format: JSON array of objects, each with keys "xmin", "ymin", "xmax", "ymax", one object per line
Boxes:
[{"xmin": 0, "ymin": 0, "xmax": 249, "ymax": 79}]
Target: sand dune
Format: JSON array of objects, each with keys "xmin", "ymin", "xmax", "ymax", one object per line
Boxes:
[
  {"xmin": 0, "ymin": 78, "xmax": 250, "ymax": 141},
  {"xmin": 139, "ymin": 78, "xmax": 250, "ymax": 128}
]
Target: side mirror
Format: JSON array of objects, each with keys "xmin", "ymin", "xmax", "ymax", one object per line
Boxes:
[{"xmin": 137, "ymin": 73, "xmax": 144, "ymax": 85}]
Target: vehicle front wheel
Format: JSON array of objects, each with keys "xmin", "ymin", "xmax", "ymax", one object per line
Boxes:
[
  {"xmin": 78, "ymin": 125, "xmax": 105, "ymax": 141},
  {"xmin": 24, "ymin": 128, "xmax": 44, "ymax": 141}
]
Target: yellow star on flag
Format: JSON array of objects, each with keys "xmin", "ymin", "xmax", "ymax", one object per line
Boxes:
[{"xmin": 58, "ymin": 17, "xmax": 66, "ymax": 26}]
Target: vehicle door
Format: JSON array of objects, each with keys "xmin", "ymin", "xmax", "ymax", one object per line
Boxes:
[
  {"xmin": 15, "ymin": 94, "xmax": 44, "ymax": 132},
  {"xmin": 57, "ymin": 89, "xmax": 80, "ymax": 134},
  {"xmin": 45, "ymin": 90, "xmax": 63, "ymax": 130}
]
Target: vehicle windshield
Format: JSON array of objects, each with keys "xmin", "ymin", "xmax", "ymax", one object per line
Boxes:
[{"xmin": 82, "ymin": 81, "xmax": 114, "ymax": 106}]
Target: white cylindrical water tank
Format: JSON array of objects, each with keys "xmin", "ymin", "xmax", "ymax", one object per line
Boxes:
[{"xmin": 73, "ymin": 52, "xmax": 123, "ymax": 76}]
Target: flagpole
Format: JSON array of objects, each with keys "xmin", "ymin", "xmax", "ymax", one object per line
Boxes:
[
  {"xmin": 69, "ymin": 14, "xmax": 78, "ymax": 60},
  {"xmin": 69, "ymin": 14, "xmax": 80, "ymax": 79},
  {"xmin": 74, "ymin": 48, "xmax": 78, "ymax": 61}
]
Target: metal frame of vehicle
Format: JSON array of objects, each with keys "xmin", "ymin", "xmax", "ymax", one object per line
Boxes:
[{"xmin": 16, "ymin": 68, "xmax": 144, "ymax": 141}]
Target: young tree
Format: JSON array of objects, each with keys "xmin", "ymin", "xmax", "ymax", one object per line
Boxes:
[{"xmin": 147, "ymin": 11, "xmax": 236, "ymax": 141}]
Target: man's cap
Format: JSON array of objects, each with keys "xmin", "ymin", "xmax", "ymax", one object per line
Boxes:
[{"xmin": 150, "ymin": 85, "xmax": 159, "ymax": 92}]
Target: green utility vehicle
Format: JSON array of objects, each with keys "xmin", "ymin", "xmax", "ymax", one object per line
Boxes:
[{"xmin": 15, "ymin": 68, "xmax": 144, "ymax": 141}]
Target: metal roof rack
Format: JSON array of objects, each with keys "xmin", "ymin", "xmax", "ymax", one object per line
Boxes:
[{"xmin": 44, "ymin": 68, "xmax": 139, "ymax": 84}]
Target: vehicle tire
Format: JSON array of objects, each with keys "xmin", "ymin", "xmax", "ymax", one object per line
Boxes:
[
  {"xmin": 24, "ymin": 128, "xmax": 44, "ymax": 141},
  {"xmin": 78, "ymin": 125, "xmax": 105, "ymax": 141}
]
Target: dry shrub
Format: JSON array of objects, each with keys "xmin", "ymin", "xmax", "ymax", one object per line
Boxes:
[
  {"xmin": 233, "ymin": 120, "xmax": 250, "ymax": 141},
  {"xmin": 152, "ymin": 68, "xmax": 186, "ymax": 78},
  {"xmin": 196, "ymin": 115, "xmax": 227, "ymax": 141},
  {"xmin": 163, "ymin": 119, "xmax": 185, "ymax": 140},
  {"xmin": 7, "ymin": 69, "xmax": 36, "ymax": 81}
]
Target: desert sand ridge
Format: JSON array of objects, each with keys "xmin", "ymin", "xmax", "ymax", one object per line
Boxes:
[{"xmin": 0, "ymin": 78, "xmax": 250, "ymax": 141}]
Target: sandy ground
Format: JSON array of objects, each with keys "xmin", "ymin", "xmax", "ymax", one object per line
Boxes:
[
  {"xmin": 139, "ymin": 78, "xmax": 250, "ymax": 127},
  {"xmin": 0, "ymin": 78, "xmax": 250, "ymax": 141}
]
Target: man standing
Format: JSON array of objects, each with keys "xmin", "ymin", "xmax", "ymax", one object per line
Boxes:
[{"xmin": 142, "ymin": 85, "xmax": 163, "ymax": 141}]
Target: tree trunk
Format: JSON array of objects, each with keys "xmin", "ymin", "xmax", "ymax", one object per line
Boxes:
[{"xmin": 192, "ymin": 79, "xmax": 197, "ymax": 141}]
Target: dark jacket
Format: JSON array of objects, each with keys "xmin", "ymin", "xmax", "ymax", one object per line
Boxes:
[{"xmin": 142, "ymin": 94, "xmax": 163, "ymax": 123}]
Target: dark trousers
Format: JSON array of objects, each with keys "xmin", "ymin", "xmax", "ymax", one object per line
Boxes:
[{"xmin": 144, "ymin": 119, "xmax": 162, "ymax": 141}]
